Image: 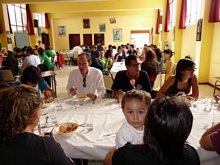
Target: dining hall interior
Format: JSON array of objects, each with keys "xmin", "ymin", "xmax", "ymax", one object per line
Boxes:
[
  {"xmin": 0, "ymin": 0, "xmax": 219, "ymax": 95},
  {"xmin": 0, "ymin": 0, "xmax": 220, "ymax": 165}
]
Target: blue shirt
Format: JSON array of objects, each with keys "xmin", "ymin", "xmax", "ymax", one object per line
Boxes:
[{"xmin": 13, "ymin": 79, "xmax": 48, "ymax": 92}]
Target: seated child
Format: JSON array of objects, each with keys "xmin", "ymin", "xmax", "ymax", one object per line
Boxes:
[{"xmin": 115, "ymin": 89, "xmax": 151, "ymax": 149}]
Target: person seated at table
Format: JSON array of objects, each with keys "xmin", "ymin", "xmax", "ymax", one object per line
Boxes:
[
  {"xmin": 37, "ymin": 47, "xmax": 53, "ymax": 70},
  {"xmin": 113, "ymin": 46, "xmax": 126, "ymax": 62},
  {"xmin": 105, "ymin": 96, "xmax": 200, "ymax": 165},
  {"xmin": 127, "ymin": 44, "xmax": 137, "ymax": 56},
  {"xmin": 156, "ymin": 58, "xmax": 199, "ymax": 99},
  {"xmin": 2, "ymin": 50, "xmax": 19, "ymax": 76},
  {"xmin": 200, "ymin": 122, "xmax": 220, "ymax": 155},
  {"xmin": 141, "ymin": 50, "xmax": 158, "ymax": 87},
  {"xmin": 116, "ymin": 89, "xmax": 151, "ymax": 149},
  {"xmin": 90, "ymin": 45, "xmax": 104, "ymax": 72},
  {"xmin": 163, "ymin": 49, "xmax": 175, "ymax": 80},
  {"xmin": 21, "ymin": 46, "xmax": 41, "ymax": 72},
  {"xmin": 13, "ymin": 65, "xmax": 54, "ymax": 98},
  {"xmin": 66, "ymin": 52, "xmax": 106, "ymax": 101},
  {"xmin": 45, "ymin": 46, "xmax": 55, "ymax": 60},
  {"xmin": 111, "ymin": 55, "xmax": 152, "ymax": 99},
  {"xmin": 0, "ymin": 85, "xmax": 75, "ymax": 165}
]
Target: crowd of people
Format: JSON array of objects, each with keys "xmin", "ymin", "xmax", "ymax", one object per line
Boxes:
[{"xmin": 0, "ymin": 42, "xmax": 220, "ymax": 165}]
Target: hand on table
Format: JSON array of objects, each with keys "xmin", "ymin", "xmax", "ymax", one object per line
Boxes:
[
  {"xmin": 87, "ymin": 93, "xmax": 97, "ymax": 101},
  {"xmin": 69, "ymin": 87, "xmax": 78, "ymax": 96},
  {"xmin": 43, "ymin": 90, "xmax": 55, "ymax": 98}
]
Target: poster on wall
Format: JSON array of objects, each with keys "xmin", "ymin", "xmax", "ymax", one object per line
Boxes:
[
  {"xmin": 6, "ymin": 31, "xmax": 12, "ymax": 44},
  {"xmin": 83, "ymin": 19, "xmax": 90, "ymax": 28},
  {"xmin": 38, "ymin": 28, "xmax": 41, "ymax": 36},
  {"xmin": 113, "ymin": 28, "xmax": 122, "ymax": 42},
  {"xmin": 58, "ymin": 26, "xmax": 66, "ymax": 36},
  {"xmin": 110, "ymin": 17, "xmax": 116, "ymax": 24},
  {"xmin": 99, "ymin": 23, "xmax": 106, "ymax": 32},
  {"xmin": 196, "ymin": 19, "xmax": 203, "ymax": 41}
]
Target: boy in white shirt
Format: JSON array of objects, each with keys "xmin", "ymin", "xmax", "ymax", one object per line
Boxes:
[{"xmin": 116, "ymin": 89, "xmax": 151, "ymax": 149}]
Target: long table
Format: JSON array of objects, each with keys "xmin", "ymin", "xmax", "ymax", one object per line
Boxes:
[{"xmin": 38, "ymin": 98, "xmax": 220, "ymax": 164}]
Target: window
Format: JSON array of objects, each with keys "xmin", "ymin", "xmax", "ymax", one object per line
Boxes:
[
  {"xmin": 186, "ymin": 0, "xmax": 201, "ymax": 26},
  {"xmin": 7, "ymin": 4, "xmax": 27, "ymax": 33},
  {"xmin": 169, "ymin": 0, "xmax": 176, "ymax": 29},
  {"xmin": 34, "ymin": 13, "xmax": 45, "ymax": 27}
]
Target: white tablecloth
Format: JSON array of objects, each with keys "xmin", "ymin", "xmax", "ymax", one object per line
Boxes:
[{"xmin": 38, "ymin": 98, "xmax": 220, "ymax": 164}]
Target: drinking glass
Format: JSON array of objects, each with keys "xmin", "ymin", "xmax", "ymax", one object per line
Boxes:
[
  {"xmin": 49, "ymin": 108, "xmax": 57, "ymax": 124},
  {"xmin": 72, "ymin": 95, "xmax": 79, "ymax": 109},
  {"xmin": 84, "ymin": 114, "xmax": 93, "ymax": 132},
  {"xmin": 204, "ymin": 97, "xmax": 213, "ymax": 111}
]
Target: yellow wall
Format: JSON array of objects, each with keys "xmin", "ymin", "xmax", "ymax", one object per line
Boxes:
[
  {"xmin": 52, "ymin": 14, "xmax": 155, "ymax": 51},
  {"xmin": 209, "ymin": 23, "xmax": 220, "ymax": 85},
  {"xmin": 181, "ymin": 24, "xmax": 197, "ymax": 60}
]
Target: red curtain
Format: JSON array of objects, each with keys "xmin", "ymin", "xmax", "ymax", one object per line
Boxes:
[
  {"xmin": 26, "ymin": 4, "xmax": 34, "ymax": 35},
  {"xmin": 156, "ymin": 9, "xmax": 160, "ymax": 34},
  {"xmin": 209, "ymin": 0, "xmax": 220, "ymax": 22},
  {"xmin": 45, "ymin": 13, "xmax": 50, "ymax": 29},
  {"xmin": 164, "ymin": 0, "xmax": 170, "ymax": 32},
  {"xmin": 7, "ymin": 6, "xmax": 13, "ymax": 34},
  {"xmin": 179, "ymin": 0, "xmax": 187, "ymax": 29}
]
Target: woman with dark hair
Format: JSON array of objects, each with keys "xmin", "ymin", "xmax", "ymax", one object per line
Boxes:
[
  {"xmin": 163, "ymin": 49, "xmax": 175, "ymax": 80},
  {"xmin": 156, "ymin": 58, "xmax": 199, "ymax": 99},
  {"xmin": 2, "ymin": 51, "xmax": 18, "ymax": 75},
  {"xmin": 0, "ymin": 85, "xmax": 75, "ymax": 164},
  {"xmin": 13, "ymin": 65, "xmax": 54, "ymax": 98},
  {"xmin": 108, "ymin": 96, "xmax": 200, "ymax": 165},
  {"xmin": 102, "ymin": 48, "xmax": 113, "ymax": 71},
  {"xmin": 114, "ymin": 46, "xmax": 126, "ymax": 62},
  {"xmin": 141, "ymin": 50, "xmax": 158, "ymax": 87},
  {"xmin": 154, "ymin": 48, "xmax": 164, "ymax": 71}
]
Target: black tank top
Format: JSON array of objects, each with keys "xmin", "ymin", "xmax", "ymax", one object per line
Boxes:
[{"xmin": 165, "ymin": 77, "xmax": 191, "ymax": 96}]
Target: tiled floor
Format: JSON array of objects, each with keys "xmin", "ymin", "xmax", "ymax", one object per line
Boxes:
[{"xmin": 53, "ymin": 65, "xmax": 217, "ymax": 165}]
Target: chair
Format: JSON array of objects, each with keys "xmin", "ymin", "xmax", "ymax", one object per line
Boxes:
[
  {"xmin": 103, "ymin": 73, "xmax": 114, "ymax": 98},
  {"xmin": 153, "ymin": 73, "xmax": 165, "ymax": 91},
  {"xmin": 73, "ymin": 53, "xmax": 78, "ymax": 65},
  {"xmin": 1, "ymin": 69, "xmax": 15, "ymax": 85},
  {"xmin": 41, "ymin": 70, "xmax": 57, "ymax": 98},
  {"xmin": 213, "ymin": 77, "xmax": 220, "ymax": 94},
  {"xmin": 63, "ymin": 53, "xmax": 71, "ymax": 66}
]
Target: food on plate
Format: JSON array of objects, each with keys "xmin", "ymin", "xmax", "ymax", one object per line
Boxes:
[
  {"xmin": 185, "ymin": 96, "xmax": 195, "ymax": 102},
  {"xmin": 57, "ymin": 123, "xmax": 78, "ymax": 133},
  {"xmin": 44, "ymin": 98, "xmax": 54, "ymax": 103},
  {"xmin": 78, "ymin": 94, "xmax": 87, "ymax": 98}
]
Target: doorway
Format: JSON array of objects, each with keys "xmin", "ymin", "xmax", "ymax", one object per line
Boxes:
[
  {"xmin": 130, "ymin": 30, "xmax": 150, "ymax": 51},
  {"xmin": 69, "ymin": 34, "xmax": 80, "ymax": 49},
  {"xmin": 41, "ymin": 33, "xmax": 50, "ymax": 48},
  {"xmin": 83, "ymin": 34, "xmax": 92, "ymax": 48},
  {"xmin": 94, "ymin": 33, "xmax": 104, "ymax": 46}
]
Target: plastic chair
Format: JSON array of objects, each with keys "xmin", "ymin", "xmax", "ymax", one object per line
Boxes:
[
  {"xmin": 63, "ymin": 53, "xmax": 71, "ymax": 66},
  {"xmin": 41, "ymin": 70, "xmax": 57, "ymax": 98},
  {"xmin": 153, "ymin": 73, "xmax": 165, "ymax": 91},
  {"xmin": 1, "ymin": 69, "xmax": 15, "ymax": 85},
  {"xmin": 103, "ymin": 73, "xmax": 114, "ymax": 98}
]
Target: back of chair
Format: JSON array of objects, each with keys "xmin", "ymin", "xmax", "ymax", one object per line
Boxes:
[
  {"xmin": 103, "ymin": 73, "xmax": 113, "ymax": 91},
  {"xmin": 153, "ymin": 73, "xmax": 165, "ymax": 91},
  {"xmin": 1, "ymin": 69, "xmax": 15, "ymax": 83}
]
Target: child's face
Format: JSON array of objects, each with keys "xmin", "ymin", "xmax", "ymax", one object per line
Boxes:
[{"xmin": 123, "ymin": 99, "xmax": 148, "ymax": 131}]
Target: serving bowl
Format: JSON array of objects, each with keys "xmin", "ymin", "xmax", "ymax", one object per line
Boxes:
[{"xmin": 54, "ymin": 122, "xmax": 78, "ymax": 137}]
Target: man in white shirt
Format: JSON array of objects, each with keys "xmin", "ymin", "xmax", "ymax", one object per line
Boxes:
[
  {"xmin": 71, "ymin": 45, "xmax": 83, "ymax": 55},
  {"xmin": 66, "ymin": 53, "xmax": 105, "ymax": 100},
  {"xmin": 21, "ymin": 46, "xmax": 40, "ymax": 71}
]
